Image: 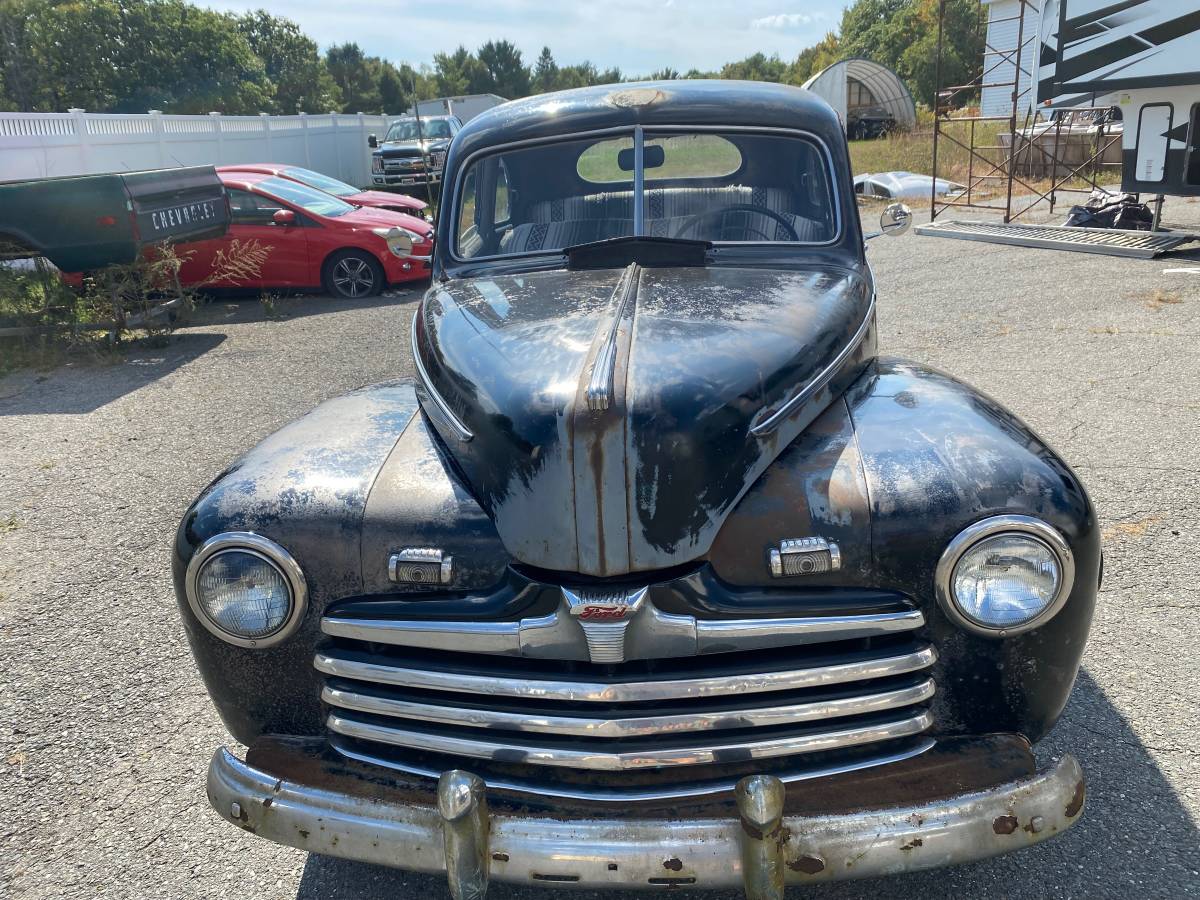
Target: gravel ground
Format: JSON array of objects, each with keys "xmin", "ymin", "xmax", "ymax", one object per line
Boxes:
[{"xmin": 2, "ymin": 203, "xmax": 1199, "ymax": 899}]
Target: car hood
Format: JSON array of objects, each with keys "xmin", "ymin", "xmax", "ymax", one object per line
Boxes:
[
  {"xmin": 412, "ymin": 263, "xmax": 875, "ymax": 576},
  {"xmin": 377, "ymin": 139, "xmax": 451, "ymax": 157},
  {"xmin": 349, "ymin": 189, "xmax": 426, "ymax": 211},
  {"xmin": 338, "ymin": 205, "xmax": 432, "ymax": 237}
]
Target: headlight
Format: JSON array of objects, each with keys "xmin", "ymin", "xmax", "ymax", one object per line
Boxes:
[
  {"xmin": 373, "ymin": 226, "xmax": 420, "ymax": 257},
  {"xmin": 185, "ymin": 533, "xmax": 308, "ymax": 648},
  {"xmin": 935, "ymin": 515, "xmax": 1074, "ymax": 637},
  {"xmin": 371, "ymin": 155, "xmax": 384, "ymax": 174}
]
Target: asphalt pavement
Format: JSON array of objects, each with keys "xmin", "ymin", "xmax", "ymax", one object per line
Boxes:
[{"xmin": 2, "ymin": 204, "xmax": 1198, "ymax": 898}]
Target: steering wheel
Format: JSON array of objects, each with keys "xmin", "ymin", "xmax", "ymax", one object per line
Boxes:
[{"xmin": 672, "ymin": 203, "xmax": 800, "ymax": 242}]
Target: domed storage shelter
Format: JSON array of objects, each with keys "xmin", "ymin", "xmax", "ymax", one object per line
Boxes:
[{"xmin": 802, "ymin": 58, "xmax": 916, "ymax": 138}]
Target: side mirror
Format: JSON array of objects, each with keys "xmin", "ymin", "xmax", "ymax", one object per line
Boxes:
[
  {"xmin": 880, "ymin": 202, "xmax": 912, "ymax": 237},
  {"xmin": 368, "ymin": 134, "xmax": 378, "ymax": 149},
  {"xmin": 272, "ymin": 209, "xmax": 296, "ymax": 226}
]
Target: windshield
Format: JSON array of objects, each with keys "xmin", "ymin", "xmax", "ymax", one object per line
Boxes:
[
  {"xmin": 282, "ymin": 166, "xmax": 357, "ymax": 198},
  {"xmin": 385, "ymin": 119, "xmax": 453, "ymax": 142},
  {"xmin": 258, "ymin": 176, "xmax": 355, "ymax": 217},
  {"xmin": 453, "ymin": 130, "xmax": 838, "ymax": 260}
]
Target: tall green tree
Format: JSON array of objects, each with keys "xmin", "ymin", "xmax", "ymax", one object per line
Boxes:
[
  {"xmin": 532, "ymin": 46, "xmax": 558, "ymax": 93},
  {"xmin": 720, "ymin": 52, "xmax": 790, "ymax": 83},
  {"xmin": 433, "ymin": 45, "xmax": 488, "ymax": 96},
  {"xmin": 839, "ymin": 0, "xmax": 984, "ymax": 106},
  {"xmin": 325, "ymin": 42, "xmax": 381, "ymax": 112},
  {"xmin": 476, "ymin": 39, "xmax": 530, "ymax": 98},
  {"xmin": 236, "ymin": 10, "xmax": 340, "ymax": 114}
]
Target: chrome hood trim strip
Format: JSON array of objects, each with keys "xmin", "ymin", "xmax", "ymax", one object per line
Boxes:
[
  {"xmin": 750, "ymin": 292, "xmax": 877, "ymax": 437},
  {"xmin": 411, "ymin": 311, "xmax": 473, "ymax": 442},
  {"xmin": 585, "ymin": 262, "xmax": 640, "ymax": 412}
]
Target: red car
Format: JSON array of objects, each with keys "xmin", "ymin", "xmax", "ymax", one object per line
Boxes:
[
  {"xmin": 177, "ymin": 171, "xmax": 433, "ymax": 298},
  {"xmin": 218, "ymin": 164, "xmax": 429, "ymax": 218}
]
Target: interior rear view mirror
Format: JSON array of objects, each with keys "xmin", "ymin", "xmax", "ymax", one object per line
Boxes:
[{"xmin": 617, "ymin": 144, "xmax": 666, "ymax": 172}]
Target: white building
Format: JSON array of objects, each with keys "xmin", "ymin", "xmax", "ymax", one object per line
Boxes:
[{"xmin": 980, "ymin": 0, "xmax": 1045, "ymax": 117}]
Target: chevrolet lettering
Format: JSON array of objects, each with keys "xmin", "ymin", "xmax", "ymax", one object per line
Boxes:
[{"xmin": 175, "ymin": 81, "xmax": 1099, "ymax": 898}]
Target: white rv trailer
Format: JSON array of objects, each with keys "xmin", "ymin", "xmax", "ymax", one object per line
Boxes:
[
  {"xmin": 407, "ymin": 94, "xmax": 506, "ymax": 123},
  {"xmin": 1037, "ymin": 0, "xmax": 1200, "ymax": 197}
]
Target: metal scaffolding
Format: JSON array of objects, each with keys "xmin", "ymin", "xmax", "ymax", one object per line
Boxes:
[{"xmin": 929, "ymin": 0, "xmax": 1123, "ymax": 223}]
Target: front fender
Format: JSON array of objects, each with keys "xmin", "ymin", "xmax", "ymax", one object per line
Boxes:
[
  {"xmin": 848, "ymin": 357, "xmax": 1099, "ymax": 743},
  {"xmin": 710, "ymin": 357, "xmax": 1099, "ymax": 744},
  {"xmin": 172, "ymin": 382, "xmax": 421, "ymax": 742}
]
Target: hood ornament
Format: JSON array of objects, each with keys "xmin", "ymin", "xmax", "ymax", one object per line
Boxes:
[{"xmin": 562, "ymin": 585, "xmax": 649, "ymax": 663}]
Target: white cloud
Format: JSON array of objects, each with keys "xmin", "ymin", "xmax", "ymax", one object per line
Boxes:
[{"xmin": 750, "ymin": 12, "xmax": 823, "ymax": 30}]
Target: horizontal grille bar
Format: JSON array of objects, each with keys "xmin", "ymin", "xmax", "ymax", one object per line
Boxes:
[
  {"xmin": 326, "ymin": 709, "xmax": 935, "ymax": 771},
  {"xmin": 322, "ymin": 678, "xmax": 936, "ymax": 738},
  {"xmin": 328, "ymin": 736, "xmax": 938, "ymax": 802},
  {"xmin": 314, "ymin": 645, "xmax": 937, "ymax": 703},
  {"xmin": 321, "ymin": 606, "xmax": 925, "ymax": 661}
]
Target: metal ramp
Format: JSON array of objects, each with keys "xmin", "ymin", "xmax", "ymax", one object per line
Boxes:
[{"xmin": 915, "ymin": 219, "xmax": 1199, "ymax": 259}]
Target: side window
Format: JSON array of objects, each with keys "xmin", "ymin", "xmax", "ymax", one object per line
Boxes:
[
  {"xmin": 228, "ymin": 189, "xmax": 285, "ymax": 225},
  {"xmin": 457, "ymin": 167, "xmax": 481, "ymax": 257},
  {"xmin": 494, "ymin": 161, "xmax": 511, "ymax": 224}
]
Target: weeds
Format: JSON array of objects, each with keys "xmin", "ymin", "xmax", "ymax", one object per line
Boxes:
[{"xmin": 1, "ymin": 238, "xmax": 270, "ymax": 376}]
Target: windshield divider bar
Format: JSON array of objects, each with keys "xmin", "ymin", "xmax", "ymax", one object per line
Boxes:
[{"xmin": 633, "ymin": 125, "xmax": 645, "ymax": 236}]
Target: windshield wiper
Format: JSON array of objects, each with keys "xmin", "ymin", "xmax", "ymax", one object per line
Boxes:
[{"xmin": 565, "ymin": 235, "xmax": 712, "ymax": 270}]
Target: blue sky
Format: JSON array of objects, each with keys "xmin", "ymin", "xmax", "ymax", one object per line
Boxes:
[{"xmin": 207, "ymin": 1, "xmax": 850, "ymax": 75}]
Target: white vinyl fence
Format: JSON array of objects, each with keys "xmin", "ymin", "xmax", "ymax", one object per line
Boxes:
[{"xmin": 0, "ymin": 109, "xmax": 395, "ymax": 187}]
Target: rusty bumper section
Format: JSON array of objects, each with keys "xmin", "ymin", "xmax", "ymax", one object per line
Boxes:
[{"xmin": 207, "ymin": 745, "xmax": 1085, "ymax": 898}]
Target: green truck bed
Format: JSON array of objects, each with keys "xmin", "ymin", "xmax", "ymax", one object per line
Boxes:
[{"xmin": 0, "ymin": 166, "xmax": 230, "ymax": 271}]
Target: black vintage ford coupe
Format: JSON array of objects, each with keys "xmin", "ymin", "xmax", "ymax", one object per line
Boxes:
[{"xmin": 175, "ymin": 81, "xmax": 1097, "ymax": 898}]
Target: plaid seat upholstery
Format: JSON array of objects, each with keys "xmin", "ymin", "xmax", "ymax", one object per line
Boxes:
[{"xmin": 502, "ymin": 185, "xmax": 827, "ymax": 252}]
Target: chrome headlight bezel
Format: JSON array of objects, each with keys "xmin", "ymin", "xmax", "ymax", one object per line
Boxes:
[
  {"xmin": 185, "ymin": 532, "xmax": 308, "ymax": 649},
  {"xmin": 935, "ymin": 515, "xmax": 1075, "ymax": 638}
]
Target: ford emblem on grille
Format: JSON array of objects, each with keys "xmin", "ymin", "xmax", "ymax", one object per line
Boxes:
[{"xmin": 562, "ymin": 586, "xmax": 648, "ymax": 663}]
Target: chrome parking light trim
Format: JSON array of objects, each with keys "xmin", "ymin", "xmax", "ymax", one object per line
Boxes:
[
  {"xmin": 313, "ymin": 645, "xmax": 937, "ymax": 703},
  {"xmin": 935, "ymin": 515, "xmax": 1076, "ymax": 638},
  {"xmin": 209, "ymin": 746, "xmax": 1085, "ymax": 889},
  {"xmin": 325, "ymin": 708, "xmax": 935, "ymax": 771},
  {"xmin": 321, "ymin": 679, "xmax": 935, "ymax": 738},
  {"xmin": 184, "ymin": 532, "xmax": 308, "ymax": 650}
]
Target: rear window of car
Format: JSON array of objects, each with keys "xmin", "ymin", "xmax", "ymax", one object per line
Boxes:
[
  {"xmin": 258, "ymin": 177, "xmax": 355, "ymax": 217},
  {"xmin": 577, "ymin": 134, "xmax": 742, "ymax": 183},
  {"xmin": 282, "ymin": 167, "xmax": 357, "ymax": 198}
]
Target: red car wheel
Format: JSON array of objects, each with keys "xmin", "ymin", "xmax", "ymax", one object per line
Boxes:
[{"xmin": 323, "ymin": 250, "xmax": 384, "ymax": 299}]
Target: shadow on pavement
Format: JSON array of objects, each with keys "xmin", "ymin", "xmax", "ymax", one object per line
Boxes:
[
  {"xmin": 294, "ymin": 669, "xmax": 1198, "ymax": 899},
  {"xmin": 186, "ymin": 283, "xmax": 426, "ymax": 328},
  {"xmin": 0, "ymin": 331, "xmax": 226, "ymax": 416}
]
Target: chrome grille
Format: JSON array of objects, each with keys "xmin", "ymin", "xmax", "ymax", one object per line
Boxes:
[{"xmin": 315, "ymin": 590, "xmax": 937, "ymax": 800}]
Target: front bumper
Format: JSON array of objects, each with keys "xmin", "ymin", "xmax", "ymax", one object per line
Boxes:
[
  {"xmin": 372, "ymin": 172, "xmax": 442, "ymax": 188},
  {"xmin": 207, "ymin": 739, "xmax": 1085, "ymax": 897}
]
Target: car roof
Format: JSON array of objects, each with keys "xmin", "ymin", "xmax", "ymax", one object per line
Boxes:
[
  {"xmin": 453, "ymin": 80, "xmax": 844, "ymax": 160},
  {"xmin": 217, "ymin": 164, "xmax": 284, "ymax": 175},
  {"xmin": 215, "ymin": 170, "xmax": 277, "ymax": 190}
]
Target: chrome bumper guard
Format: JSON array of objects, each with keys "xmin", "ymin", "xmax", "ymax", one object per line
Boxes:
[{"xmin": 208, "ymin": 747, "xmax": 1084, "ymax": 898}]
